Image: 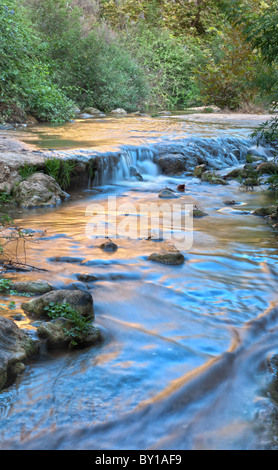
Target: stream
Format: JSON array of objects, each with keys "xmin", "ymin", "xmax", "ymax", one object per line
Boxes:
[{"xmin": 1, "ymin": 113, "xmax": 278, "ymax": 450}]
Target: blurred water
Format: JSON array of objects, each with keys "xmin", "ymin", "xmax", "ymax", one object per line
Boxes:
[{"xmin": 1, "ymin": 115, "xmax": 278, "ymax": 449}]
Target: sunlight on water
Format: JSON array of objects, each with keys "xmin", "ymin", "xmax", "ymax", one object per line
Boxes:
[{"xmin": 1, "ymin": 115, "xmax": 278, "ymax": 449}]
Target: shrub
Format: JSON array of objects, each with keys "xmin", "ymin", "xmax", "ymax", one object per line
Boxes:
[
  {"xmin": 44, "ymin": 158, "xmax": 76, "ymax": 190},
  {"xmin": 44, "ymin": 302, "xmax": 91, "ymax": 347}
]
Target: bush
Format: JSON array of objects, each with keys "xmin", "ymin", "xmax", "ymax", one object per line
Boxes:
[
  {"xmin": 124, "ymin": 24, "xmax": 205, "ymax": 109},
  {"xmin": 0, "ymin": 0, "xmax": 75, "ymax": 122}
]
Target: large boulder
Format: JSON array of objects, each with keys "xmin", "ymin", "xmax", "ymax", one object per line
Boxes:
[
  {"xmin": 14, "ymin": 173, "xmax": 69, "ymax": 208},
  {"xmin": 0, "ymin": 317, "xmax": 39, "ymax": 390},
  {"xmin": 22, "ymin": 289, "xmax": 94, "ymax": 319}
]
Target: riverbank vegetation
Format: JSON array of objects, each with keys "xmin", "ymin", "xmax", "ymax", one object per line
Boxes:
[{"xmin": 0, "ymin": 0, "xmax": 277, "ymax": 123}]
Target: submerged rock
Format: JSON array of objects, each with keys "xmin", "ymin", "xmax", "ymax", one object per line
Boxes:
[
  {"xmin": 158, "ymin": 188, "xmax": 179, "ymax": 199},
  {"xmin": 14, "ymin": 173, "xmax": 69, "ymax": 208},
  {"xmin": 22, "ymin": 289, "xmax": 94, "ymax": 319},
  {"xmin": 148, "ymin": 252, "xmax": 185, "ymax": 265},
  {"xmin": 130, "ymin": 167, "xmax": 143, "ymax": 181},
  {"xmin": 193, "ymin": 208, "xmax": 207, "ymax": 218},
  {"xmin": 0, "ymin": 317, "xmax": 39, "ymax": 390},
  {"xmin": 99, "ymin": 240, "xmax": 118, "ymax": 252}
]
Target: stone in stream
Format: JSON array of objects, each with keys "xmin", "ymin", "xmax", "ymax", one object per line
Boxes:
[
  {"xmin": 223, "ymin": 200, "xmax": 237, "ymax": 205},
  {"xmin": 37, "ymin": 317, "xmax": 101, "ymax": 350},
  {"xmin": 0, "ymin": 317, "xmax": 39, "ymax": 391},
  {"xmin": 177, "ymin": 184, "xmax": 185, "ymax": 192},
  {"xmin": 193, "ymin": 164, "xmax": 207, "ymax": 178},
  {"xmin": 201, "ymin": 171, "xmax": 228, "ymax": 185},
  {"xmin": 257, "ymin": 162, "xmax": 278, "ymax": 175},
  {"xmin": 193, "ymin": 208, "xmax": 207, "ymax": 218},
  {"xmin": 148, "ymin": 252, "xmax": 185, "ymax": 265},
  {"xmin": 158, "ymin": 188, "xmax": 179, "ymax": 199},
  {"xmin": 12, "ymin": 281, "xmax": 52, "ymax": 295},
  {"xmin": 99, "ymin": 240, "xmax": 118, "ymax": 252},
  {"xmin": 14, "ymin": 173, "xmax": 69, "ymax": 208},
  {"xmin": 252, "ymin": 206, "xmax": 278, "ymax": 217},
  {"xmin": 21, "ymin": 289, "xmax": 94, "ymax": 319}
]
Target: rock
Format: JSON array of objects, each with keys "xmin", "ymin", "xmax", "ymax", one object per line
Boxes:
[
  {"xmin": 79, "ymin": 113, "xmax": 94, "ymax": 119},
  {"xmin": 77, "ymin": 274, "xmax": 99, "ymax": 283},
  {"xmin": 26, "ymin": 115, "xmax": 38, "ymax": 125},
  {"xmin": 82, "ymin": 107, "xmax": 102, "ymax": 115},
  {"xmin": 99, "ymin": 240, "xmax": 118, "ymax": 252},
  {"xmin": 193, "ymin": 208, "xmax": 207, "ymax": 217},
  {"xmin": 110, "ymin": 108, "xmax": 127, "ymax": 115},
  {"xmin": 224, "ymin": 168, "xmax": 248, "ymax": 179},
  {"xmin": 193, "ymin": 164, "xmax": 207, "ymax": 178},
  {"xmin": 22, "ymin": 289, "xmax": 94, "ymax": 319},
  {"xmin": 130, "ymin": 167, "xmax": 143, "ymax": 181},
  {"xmin": 177, "ymin": 184, "xmax": 185, "ymax": 192},
  {"xmin": 37, "ymin": 317, "xmax": 101, "ymax": 350},
  {"xmin": 257, "ymin": 162, "xmax": 278, "ymax": 174},
  {"xmin": 0, "ymin": 317, "xmax": 39, "ymax": 390},
  {"xmin": 223, "ymin": 200, "xmax": 237, "ymax": 205},
  {"xmin": 71, "ymin": 105, "xmax": 81, "ymax": 115},
  {"xmin": 48, "ymin": 256, "xmax": 84, "ymax": 264},
  {"xmin": 158, "ymin": 111, "xmax": 172, "ymax": 115},
  {"xmin": 0, "ymin": 163, "xmax": 20, "ymax": 195},
  {"xmin": 253, "ymin": 206, "xmax": 277, "ymax": 217},
  {"xmin": 13, "ymin": 173, "xmax": 69, "ymax": 208},
  {"xmin": 64, "ymin": 281, "xmax": 89, "ymax": 292},
  {"xmin": 246, "ymin": 155, "xmax": 267, "ymax": 163},
  {"xmin": 157, "ymin": 154, "xmax": 187, "ymax": 175},
  {"xmin": 12, "ymin": 281, "xmax": 52, "ymax": 295},
  {"xmin": 201, "ymin": 171, "xmax": 228, "ymax": 185},
  {"xmin": 158, "ymin": 188, "xmax": 179, "ymax": 199},
  {"xmin": 148, "ymin": 252, "xmax": 185, "ymax": 265}
]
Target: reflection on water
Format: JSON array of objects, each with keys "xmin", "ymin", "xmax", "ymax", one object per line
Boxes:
[
  {"xmin": 10, "ymin": 114, "xmax": 259, "ymax": 151},
  {"xmin": 1, "ymin": 116, "xmax": 278, "ymax": 449}
]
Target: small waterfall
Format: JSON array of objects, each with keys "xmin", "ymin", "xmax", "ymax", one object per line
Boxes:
[{"xmin": 47, "ymin": 135, "xmax": 274, "ymax": 188}]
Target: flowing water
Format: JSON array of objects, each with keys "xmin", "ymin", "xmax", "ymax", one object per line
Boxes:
[{"xmin": 1, "ymin": 113, "xmax": 278, "ymax": 450}]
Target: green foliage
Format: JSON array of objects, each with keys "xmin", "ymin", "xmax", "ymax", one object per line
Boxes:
[
  {"xmin": 0, "ymin": 278, "xmax": 13, "ymax": 293},
  {"xmin": 125, "ymin": 24, "xmax": 205, "ymax": 108},
  {"xmin": 44, "ymin": 158, "xmax": 76, "ymax": 190},
  {"xmin": 240, "ymin": 163, "xmax": 263, "ymax": 189},
  {"xmin": 196, "ymin": 26, "xmax": 262, "ymax": 109},
  {"xmin": 0, "ymin": 192, "xmax": 13, "ymax": 204},
  {"xmin": 44, "ymin": 302, "xmax": 91, "ymax": 347},
  {"xmin": 19, "ymin": 163, "xmax": 37, "ymax": 180},
  {"xmin": 251, "ymin": 117, "xmax": 278, "ymax": 144}
]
